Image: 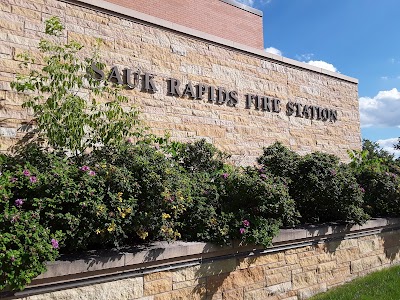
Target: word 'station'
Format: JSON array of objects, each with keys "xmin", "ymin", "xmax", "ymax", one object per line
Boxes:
[
  {"xmin": 286, "ymin": 102, "xmax": 337, "ymax": 122},
  {"xmin": 90, "ymin": 64, "xmax": 338, "ymax": 123}
]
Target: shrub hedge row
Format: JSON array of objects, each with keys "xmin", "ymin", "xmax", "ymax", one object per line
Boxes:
[{"xmin": 1, "ymin": 139, "xmax": 400, "ymax": 291}]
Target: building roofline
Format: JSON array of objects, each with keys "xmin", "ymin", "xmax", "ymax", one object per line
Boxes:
[
  {"xmin": 219, "ymin": 0, "xmax": 263, "ymax": 16},
  {"xmin": 64, "ymin": 0, "xmax": 358, "ymax": 84}
]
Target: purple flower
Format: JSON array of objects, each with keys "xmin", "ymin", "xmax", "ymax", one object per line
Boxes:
[
  {"xmin": 23, "ymin": 169, "xmax": 30, "ymax": 176},
  {"xmin": 221, "ymin": 173, "xmax": 229, "ymax": 180},
  {"xmin": 260, "ymin": 174, "xmax": 267, "ymax": 180},
  {"xmin": 239, "ymin": 228, "xmax": 246, "ymax": 235},
  {"xmin": 88, "ymin": 170, "xmax": 96, "ymax": 176},
  {"xmin": 10, "ymin": 256, "xmax": 15, "ymax": 262},
  {"xmin": 51, "ymin": 238, "xmax": 59, "ymax": 249},
  {"xmin": 80, "ymin": 166, "xmax": 90, "ymax": 171},
  {"xmin": 243, "ymin": 220, "xmax": 250, "ymax": 227},
  {"xmin": 15, "ymin": 199, "xmax": 24, "ymax": 207},
  {"xmin": 330, "ymin": 169, "xmax": 337, "ymax": 176},
  {"xmin": 10, "ymin": 177, "xmax": 17, "ymax": 183},
  {"xmin": 360, "ymin": 187, "xmax": 365, "ymax": 193},
  {"xmin": 30, "ymin": 176, "xmax": 37, "ymax": 183},
  {"xmin": 11, "ymin": 215, "xmax": 18, "ymax": 223}
]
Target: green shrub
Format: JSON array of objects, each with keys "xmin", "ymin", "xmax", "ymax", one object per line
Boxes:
[
  {"xmin": 357, "ymin": 169, "xmax": 400, "ymax": 217},
  {"xmin": 293, "ymin": 152, "xmax": 368, "ymax": 224},
  {"xmin": 258, "ymin": 145, "xmax": 368, "ymax": 224},
  {"xmin": 0, "ymin": 164, "xmax": 62, "ymax": 291},
  {"xmin": 348, "ymin": 148, "xmax": 400, "ymax": 217},
  {"xmin": 166, "ymin": 139, "xmax": 233, "ymax": 245},
  {"xmin": 4, "ymin": 145, "xmax": 139, "ymax": 252},
  {"xmin": 257, "ymin": 142, "xmax": 300, "ymax": 179},
  {"xmin": 176, "ymin": 139, "xmax": 229, "ymax": 173},
  {"xmin": 219, "ymin": 167, "xmax": 299, "ymax": 246},
  {"xmin": 0, "ymin": 209, "xmax": 61, "ymax": 291}
]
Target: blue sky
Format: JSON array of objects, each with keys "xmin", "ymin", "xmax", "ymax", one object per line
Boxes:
[{"xmin": 237, "ymin": 0, "xmax": 400, "ymax": 156}]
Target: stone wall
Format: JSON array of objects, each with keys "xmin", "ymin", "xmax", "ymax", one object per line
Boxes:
[
  {"xmin": 0, "ymin": 0, "xmax": 361, "ymax": 164},
  {"xmin": 5, "ymin": 218, "xmax": 400, "ymax": 300}
]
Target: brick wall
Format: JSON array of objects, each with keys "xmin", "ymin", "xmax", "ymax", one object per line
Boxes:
[
  {"xmin": 103, "ymin": 0, "xmax": 264, "ymax": 49},
  {"xmin": 0, "ymin": 0, "xmax": 361, "ymax": 165}
]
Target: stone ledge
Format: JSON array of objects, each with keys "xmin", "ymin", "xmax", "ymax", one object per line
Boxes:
[
  {"xmin": 272, "ymin": 218, "xmax": 400, "ymax": 244},
  {"xmin": 32, "ymin": 218, "xmax": 400, "ymax": 283}
]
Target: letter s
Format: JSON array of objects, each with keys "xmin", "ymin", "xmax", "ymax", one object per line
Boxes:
[
  {"xmin": 227, "ymin": 91, "xmax": 238, "ymax": 107},
  {"xmin": 286, "ymin": 102, "xmax": 295, "ymax": 116},
  {"xmin": 91, "ymin": 62, "xmax": 105, "ymax": 80}
]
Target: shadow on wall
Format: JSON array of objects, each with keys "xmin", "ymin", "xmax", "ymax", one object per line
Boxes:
[
  {"xmin": 191, "ymin": 222, "xmax": 400, "ymax": 300},
  {"xmin": 382, "ymin": 219, "xmax": 400, "ymax": 262},
  {"xmin": 298, "ymin": 222, "xmax": 355, "ymax": 253},
  {"xmin": 192, "ymin": 243, "xmax": 290, "ymax": 299},
  {"xmin": 192, "ymin": 259, "xmax": 234, "ymax": 299},
  {"xmin": 9, "ymin": 121, "xmax": 39, "ymax": 152}
]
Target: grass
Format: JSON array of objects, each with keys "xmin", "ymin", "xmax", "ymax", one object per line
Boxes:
[{"xmin": 310, "ymin": 265, "xmax": 400, "ymax": 300}]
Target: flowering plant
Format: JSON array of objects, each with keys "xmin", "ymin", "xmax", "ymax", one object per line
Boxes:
[{"xmin": 0, "ymin": 164, "xmax": 63, "ymax": 291}]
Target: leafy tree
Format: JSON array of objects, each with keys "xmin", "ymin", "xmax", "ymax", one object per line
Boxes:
[
  {"xmin": 362, "ymin": 139, "xmax": 394, "ymax": 162},
  {"xmin": 394, "ymin": 138, "xmax": 400, "ymax": 150},
  {"xmin": 11, "ymin": 16, "xmax": 140, "ymax": 156},
  {"xmin": 394, "ymin": 138, "xmax": 400, "ymax": 166}
]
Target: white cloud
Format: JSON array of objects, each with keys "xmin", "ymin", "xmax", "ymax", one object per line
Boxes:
[
  {"xmin": 236, "ymin": 0, "xmax": 254, "ymax": 6},
  {"xmin": 377, "ymin": 138, "xmax": 400, "ymax": 158},
  {"xmin": 265, "ymin": 47, "xmax": 282, "ymax": 56},
  {"xmin": 297, "ymin": 53, "xmax": 314, "ymax": 61},
  {"xmin": 306, "ymin": 60, "xmax": 339, "ymax": 73},
  {"xmin": 235, "ymin": 0, "xmax": 271, "ymax": 7},
  {"xmin": 381, "ymin": 76, "xmax": 389, "ymax": 80},
  {"xmin": 359, "ymin": 88, "xmax": 400, "ymax": 128}
]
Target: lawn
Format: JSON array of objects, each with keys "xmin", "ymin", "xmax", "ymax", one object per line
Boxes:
[{"xmin": 310, "ymin": 265, "xmax": 400, "ymax": 300}]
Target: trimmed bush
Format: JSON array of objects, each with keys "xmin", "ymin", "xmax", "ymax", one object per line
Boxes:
[
  {"xmin": 258, "ymin": 143, "xmax": 368, "ymax": 224},
  {"xmin": 293, "ymin": 153, "xmax": 367, "ymax": 224},
  {"xmin": 359, "ymin": 169, "xmax": 400, "ymax": 217},
  {"xmin": 348, "ymin": 147, "xmax": 400, "ymax": 218}
]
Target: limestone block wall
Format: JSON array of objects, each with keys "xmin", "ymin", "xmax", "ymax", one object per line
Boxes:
[
  {"xmin": 0, "ymin": 0, "xmax": 361, "ymax": 164},
  {"xmin": 4, "ymin": 219, "xmax": 400, "ymax": 300}
]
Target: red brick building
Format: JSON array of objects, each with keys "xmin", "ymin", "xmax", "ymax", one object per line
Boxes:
[{"xmin": 95, "ymin": 0, "xmax": 264, "ymax": 49}]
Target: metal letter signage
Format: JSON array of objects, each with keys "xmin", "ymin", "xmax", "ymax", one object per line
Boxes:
[{"xmin": 90, "ymin": 64, "xmax": 338, "ymax": 122}]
